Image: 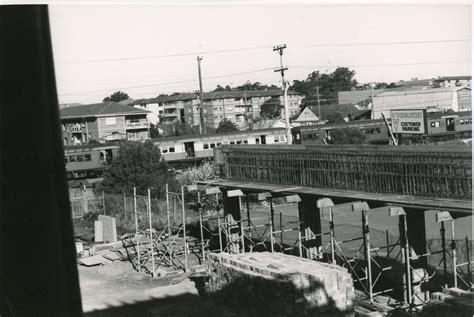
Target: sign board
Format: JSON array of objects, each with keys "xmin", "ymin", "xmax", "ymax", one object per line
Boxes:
[{"xmin": 390, "ymin": 109, "xmax": 427, "ymax": 134}]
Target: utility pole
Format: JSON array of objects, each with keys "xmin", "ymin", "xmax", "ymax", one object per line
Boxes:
[
  {"xmin": 273, "ymin": 44, "xmax": 291, "ymax": 144},
  {"xmin": 370, "ymin": 83, "xmax": 375, "ymax": 120},
  {"xmin": 316, "ymin": 84, "xmax": 321, "ymax": 124},
  {"xmin": 197, "ymin": 56, "xmax": 206, "ymax": 135}
]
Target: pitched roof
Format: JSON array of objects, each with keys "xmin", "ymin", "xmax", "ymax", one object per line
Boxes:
[
  {"xmin": 376, "ymin": 86, "xmax": 469, "ymax": 97},
  {"xmin": 60, "ymin": 102, "xmax": 150, "ymax": 119},
  {"xmin": 132, "ymin": 90, "xmax": 300, "ymax": 105},
  {"xmin": 306, "ymin": 104, "xmax": 363, "ymax": 120},
  {"xmin": 435, "ymin": 76, "xmax": 472, "ymax": 81}
]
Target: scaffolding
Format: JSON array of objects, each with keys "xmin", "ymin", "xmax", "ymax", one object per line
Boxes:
[{"xmin": 121, "ymin": 185, "xmax": 190, "ymax": 278}]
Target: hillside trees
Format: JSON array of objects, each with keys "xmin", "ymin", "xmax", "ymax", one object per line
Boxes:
[{"xmin": 103, "ymin": 91, "xmax": 130, "ymax": 103}]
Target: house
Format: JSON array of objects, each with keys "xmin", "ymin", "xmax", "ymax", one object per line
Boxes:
[
  {"xmin": 60, "ymin": 102, "xmax": 151, "ymax": 145},
  {"xmin": 433, "ymin": 76, "xmax": 472, "ymax": 89},
  {"xmin": 371, "ymin": 87, "xmax": 472, "ymax": 119},
  {"xmin": 293, "ymin": 104, "xmax": 366, "ymax": 126}
]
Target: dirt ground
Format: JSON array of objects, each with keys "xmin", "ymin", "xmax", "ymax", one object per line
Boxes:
[{"xmin": 79, "ymin": 261, "xmax": 234, "ymax": 316}]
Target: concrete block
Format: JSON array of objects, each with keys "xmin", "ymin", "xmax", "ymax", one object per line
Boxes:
[
  {"xmin": 94, "ymin": 220, "xmax": 103, "ymax": 242},
  {"xmin": 98, "ymin": 215, "xmax": 117, "ymax": 243}
]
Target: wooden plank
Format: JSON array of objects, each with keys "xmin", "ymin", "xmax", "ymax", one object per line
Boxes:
[{"xmin": 197, "ymin": 180, "xmax": 473, "ymax": 215}]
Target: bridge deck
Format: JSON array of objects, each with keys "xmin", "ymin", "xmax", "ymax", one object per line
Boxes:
[{"xmin": 198, "ymin": 179, "xmax": 473, "ymax": 215}]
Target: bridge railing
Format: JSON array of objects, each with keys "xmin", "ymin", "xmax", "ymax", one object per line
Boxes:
[{"xmin": 216, "ymin": 144, "xmax": 472, "ymax": 200}]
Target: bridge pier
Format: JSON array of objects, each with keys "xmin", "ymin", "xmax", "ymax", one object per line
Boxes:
[
  {"xmin": 406, "ymin": 209, "xmax": 428, "ymax": 267},
  {"xmin": 298, "ymin": 195, "xmax": 323, "ymax": 260}
]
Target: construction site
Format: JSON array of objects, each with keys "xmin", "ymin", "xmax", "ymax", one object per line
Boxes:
[{"xmin": 73, "ymin": 145, "xmax": 474, "ymax": 317}]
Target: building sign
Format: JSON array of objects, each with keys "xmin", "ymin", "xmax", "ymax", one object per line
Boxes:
[{"xmin": 390, "ymin": 109, "xmax": 427, "ymax": 134}]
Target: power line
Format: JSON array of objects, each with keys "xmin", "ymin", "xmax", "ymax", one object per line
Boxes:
[
  {"xmin": 58, "ymin": 67, "xmax": 278, "ymax": 96},
  {"xmin": 56, "ymin": 45, "xmax": 273, "ymax": 64},
  {"xmin": 55, "ymin": 39, "xmax": 471, "ymax": 65},
  {"xmin": 289, "ymin": 39, "xmax": 471, "ymax": 48}
]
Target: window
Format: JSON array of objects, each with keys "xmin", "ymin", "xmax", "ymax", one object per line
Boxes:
[
  {"xmin": 76, "ymin": 155, "xmax": 84, "ymax": 162},
  {"xmin": 217, "ymin": 142, "xmax": 222, "ymax": 146},
  {"xmin": 230, "ymin": 141, "xmax": 235, "ymax": 145},
  {"xmin": 214, "ymin": 107, "xmax": 218, "ymax": 111},
  {"xmin": 169, "ymin": 147, "xmax": 175, "ymax": 153},
  {"xmin": 64, "ymin": 156, "xmax": 68, "ymax": 163},
  {"xmin": 84, "ymin": 154, "xmax": 91, "ymax": 161},
  {"xmin": 210, "ymin": 143, "xmax": 216, "ymax": 148},
  {"xmin": 203, "ymin": 143, "xmax": 209, "ymax": 149},
  {"xmin": 274, "ymin": 136, "xmax": 279, "ymax": 142},
  {"xmin": 234, "ymin": 98, "xmax": 241, "ymax": 101},
  {"xmin": 244, "ymin": 140, "xmax": 248, "ymax": 144},
  {"xmin": 236, "ymin": 140, "xmax": 242, "ymax": 144},
  {"xmin": 280, "ymin": 136, "xmax": 285, "ymax": 141},
  {"xmin": 431, "ymin": 121, "xmax": 440, "ymax": 128},
  {"xmin": 105, "ymin": 117, "xmax": 116, "ymax": 125},
  {"xmin": 162, "ymin": 148, "xmax": 168, "ymax": 154},
  {"xmin": 308, "ymin": 134, "xmax": 313, "ymax": 139},
  {"xmin": 460, "ymin": 119, "xmax": 465, "ymax": 124},
  {"xmin": 69, "ymin": 156, "xmax": 76, "ymax": 162}
]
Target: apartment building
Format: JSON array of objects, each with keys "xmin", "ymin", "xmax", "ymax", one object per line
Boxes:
[
  {"xmin": 185, "ymin": 90, "xmax": 303, "ymax": 129},
  {"xmin": 60, "ymin": 102, "xmax": 150, "ymax": 145},
  {"xmin": 433, "ymin": 76, "xmax": 472, "ymax": 89}
]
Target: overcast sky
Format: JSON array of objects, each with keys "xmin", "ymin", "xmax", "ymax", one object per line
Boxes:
[{"xmin": 48, "ymin": 4, "xmax": 471, "ymax": 104}]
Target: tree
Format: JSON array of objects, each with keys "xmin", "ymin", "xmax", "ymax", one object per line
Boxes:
[
  {"xmin": 325, "ymin": 112, "xmax": 345, "ymax": 124},
  {"xmin": 216, "ymin": 119, "xmax": 239, "ymax": 133},
  {"xmin": 103, "ymin": 91, "xmax": 130, "ymax": 103},
  {"xmin": 149, "ymin": 123, "xmax": 160, "ymax": 138},
  {"xmin": 290, "ymin": 67, "xmax": 358, "ymax": 105},
  {"xmin": 260, "ymin": 96, "xmax": 282, "ymax": 119},
  {"xmin": 97, "ymin": 141, "xmax": 174, "ymax": 196},
  {"xmin": 174, "ymin": 121, "xmax": 195, "ymax": 136},
  {"xmin": 330, "ymin": 128, "xmax": 367, "ymax": 145}
]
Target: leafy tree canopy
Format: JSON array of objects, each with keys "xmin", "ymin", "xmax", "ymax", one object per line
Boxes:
[
  {"xmin": 291, "ymin": 67, "xmax": 358, "ymax": 107},
  {"xmin": 97, "ymin": 141, "xmax": 174, "ymax": 197},
  {"xmin": 260, "ymin": 96, "xmax": 282, "ymax": 119},
  {"xmin": 213, "ymin": 81, "xmax": 279, "ymax": 92},
  {"xmin": 330, "ymin": 128, "xmax": 367, "ymax": 145},
  {"xmin": 149, "ymin": 123, "xmax": 161, "ymax": 139},
  {"xmin": 216, "ymin": 119, "xmax": 239, "ymax": 133},
  {"xmin": 174, "ymin": 121, "xmax": 196, "ymax": 136},
  {"xmin": 103, "ymin": 91, "xmax": 130, "ymax": 103},
  {"xmin": 325, "ymin": 112, "xmax": 346, "ymax": 124}
]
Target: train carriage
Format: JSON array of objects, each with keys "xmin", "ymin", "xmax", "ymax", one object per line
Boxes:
[{"xmin": 64, "ymin": 143, "xmax": 120, "ymax": 180}]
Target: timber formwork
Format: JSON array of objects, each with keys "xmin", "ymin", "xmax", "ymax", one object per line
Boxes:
[{"xmin": 218, "ymin": 144, "xmax": 472, "ymax": 200}]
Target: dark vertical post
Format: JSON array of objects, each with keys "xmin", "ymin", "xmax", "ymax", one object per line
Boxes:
[
  {"xmin": 0, "ymin": 6, "xmax": 82, "ymax": 315},
  {"xmin": 298, "ymin": 195, "xmax": 322, "ymax": 259},
  {"xmin": 406, "ymin": 209, "xmax": 427, "ymax": 268},
  {"xmin": 440, "ymin": 221, "xmax": 448, "ymax": 286}
]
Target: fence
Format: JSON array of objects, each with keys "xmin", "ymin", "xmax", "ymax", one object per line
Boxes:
[{"xmin": 219, "ymin": 145, "xmax": 472, "ymax": 200}]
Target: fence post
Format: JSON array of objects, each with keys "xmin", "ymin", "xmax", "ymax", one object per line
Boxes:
[
  {"xmin": 466, "ymin": 236, "xmax": 471, "ymax": 286},
  {"xmin": 82, "ymin": 186, "xmax": 88, "ymax": 215},
  {"xmin": 182, "ymin": 186, "xmax": 188, "ymax": 273},
  {"xmin": 148, "ymin": 188, "xmax": 155, "ymax": 278},
  {"xmin": 133, "ymin": 187, "xmax": 140, "ymax": 272},
  {"xmin": 198, "ymin": 191, "xmax": 205, "ymax": 264},
  {"xmin": 124, "ymin": 193, "xmax": 126, "ymax": 220},
  {"xmin": 102, "ymin": 191, "xmax": 105, "ymax": 215}
]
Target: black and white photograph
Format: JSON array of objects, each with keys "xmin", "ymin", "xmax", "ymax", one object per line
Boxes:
[{"xmin": 0, "ymin": 1, "xmax": 472, "ymax": 316}]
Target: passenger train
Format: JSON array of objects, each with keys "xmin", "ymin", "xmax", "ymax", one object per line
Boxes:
[
  {"xmin": 292, "ymin": 111, "xmax": 472, "ymax": 145},
  {"xmin": 65, "ymin": 111, "xmax": 471, "ymax": 181}
]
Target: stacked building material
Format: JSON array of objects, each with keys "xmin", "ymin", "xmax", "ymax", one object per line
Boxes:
[
  {"xmin": 205, "ymin": 252, "xmax": 354, "ymax": 316},
  {"xmin": 424, "ymin": 287, "xmax": 474, "ymax": 317}
]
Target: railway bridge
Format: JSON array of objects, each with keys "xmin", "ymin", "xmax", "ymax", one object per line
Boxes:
[{"xmin": 198, "ymin": 144, "xmax": 472, "ymax": 309}]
